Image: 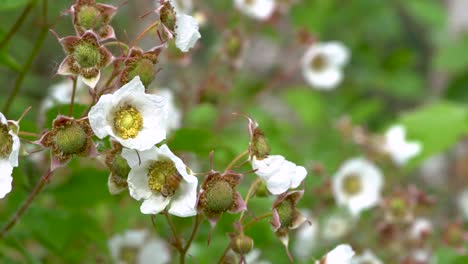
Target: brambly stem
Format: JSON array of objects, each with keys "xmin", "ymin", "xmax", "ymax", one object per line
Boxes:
[
  {"xmin": 2, "ymin": 0, "xmax": 49, "ymax": 115},
  {"xmin": 69, "ymin": 76, "xmax": 77, "ymax": 116},
  {"xmin": 225, "ymin": 150, "xmax": 249, "ymax": 172},
  {"xmin": 0, "ymin": 168, "xmax": 54, "ymax": 238}
]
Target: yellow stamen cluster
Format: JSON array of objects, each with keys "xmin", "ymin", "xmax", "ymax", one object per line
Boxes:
[
  {"xmin": 342, "ymin": 174, "xmax": 362, "ymax": 196},
  {"xmin": 113, "ymin": 105, "xmax": 143, "ymax": 139}
]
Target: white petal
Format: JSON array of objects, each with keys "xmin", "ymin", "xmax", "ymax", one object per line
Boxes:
[
  {"xmin": 8, "ymin": 130, "xmax": 20, "ymax": 167},
  {"xmin": 303, "ymin": 66, "xmax": 343, "ymax": 90},
  {"xmin": 252, "ymin": 155, "xmax": 285, "ymax": 179},
  {"xmin": 168, "ymin": 180, "xmax": 198, "ymax": 217},
  {"xmin": 234, "ymin": 0, "xmax": 275, "ymax": 20},
  {"xmin": 138, "ymin": 238, "xmax": 171, "ymax": 264},
  {"xmin": 79, "ymin": 71, "xmax": 101, "ymax": 89},
  {"xmin": 291, "ymin": 165, "xmax": 307, "ymax": 189},
  {"xmin": 322, "ymin": 42, "xmax": 350, "ymax": 67},
  {"xmin": 140, "ymin": 195, "xmax": 171, "ymax": 214},
  {"xmin": 325, "ymin": 244, "xmax": 355, "ymax": 263},
  {"xmin": 175, "ymin": 14, "xmax": 201, "ymax": 52},
  {"xmin": 0, "ymin": 112, "xmax": 7, "ymax": 125},
  {"xmin": 127, "ymin": 162, "xmax": 153, "ymax": 201},
  {"xmin": 122, "ymin": 147, "xmax": 159, "ymax": 168},
  {"xmin": 351, "ymin": 249, "xmax": 383, "ymax": 264},
  {"xmin": 383, "ymin": 125, "xmax": 422, "ymax": 165},
  {"xmin": 0, "ymin": 159, "xmax": 13, "ymax": 199},
  {"xmin": 112, "ymin": 76, "xmax": 145, "ymax": 102},
  {"xmin": 88, "ymin": 94, "xmax": 114, "ymax": 138}
]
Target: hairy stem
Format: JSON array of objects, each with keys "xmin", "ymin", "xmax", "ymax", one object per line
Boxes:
[
  {"xmin": 225, "ymin": 150, "xmax": 249, "ymax": 172},
  {"xmin": 69, "ymin": 76, "xmax": 77, "ymax": 116},
  {"xmin": 238, "ymin": 178, "xmax": 261, "ymax": 222},
  {"xmin": 0, "ymin": 168, "xmax": 53, "ymax": 238},
  {"xmin": 243, "ymin": 212, "xmax": 273, "ymax": 230}
]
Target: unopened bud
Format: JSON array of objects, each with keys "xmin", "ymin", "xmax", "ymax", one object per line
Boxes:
[
  {"xmin": 77, "ymin": 5, "xmax": 102, "ymax": 30},
  {"xmin": 231, "ymin": 234, "xmax": 254, "ymax": 255},
  {"xmin": 251, "ymin": 128, "xmax": 270, "ymax": 159}
]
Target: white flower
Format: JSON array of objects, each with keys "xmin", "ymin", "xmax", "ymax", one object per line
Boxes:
[
  {"xmin": 301, "ymin": 42, "xmax": 350, "ymax": 90},
  {"xmin": 88, "ymin": 76, "xmax": 168, "ymax": 151},
  {"xmin": 152, "ymin": 89, "xmax": 181, "ymax": 133},
  {"xmin": 318, "ymin": 244, "xmax": 355, "ymax": 264},
  {"xmin": 321, "ymin": 213, "xmax": 353, "ymax": 241},
  {"xmin": 332, "ymin": 158, "xmax": 384, "ymax": 217},
  {"xmin": 245, "ymin": 249, "xmax": 272, "ymax": 264},
  {"xmin": 351, "ymin": 250, "xmax": 383, "ymax": 264},
  {"xmin": 234, "ymin": 0, "xmax": 275, "ymax": 21},
  {"xmin": 382, "ymin": 125, "xmax": 422, "ymax": 166},
  {"xmin": 0, "ymin": 113, "xmax": 20, "ymax": 199},
  {"xmin": 108, "ymin": 229, "xmax": 170, "ymax": 264},
  {"xmin": 251, "ymin": 155, "xmax": 307, "ymax": 195},
  {"xmin": 293, "ymin": 210, "xmax": 318, "ymax": 260},
  {"xmin": 409, "ymin": 218, "xmax": 432, "ymax": 241},
  {"xmin": 122, "ymin": 144, "xmax": 198, "ymax": 216},
  {"xmin": 171, "ymin": 0, "xmax": 193, "ymax": 14},
  {"xmin": 458, "ymin": 189, "xmax": 468, "ymax": 220}
]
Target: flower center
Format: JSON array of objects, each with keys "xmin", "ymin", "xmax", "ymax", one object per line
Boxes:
[
  {"xmin": 276, "ymin": 199, "xmax": 295, "ymax": 227},
  {"xmin": 77, "ymin": 5, "xmax": 103, "ymax": 30},
  {"xmin": 342, "ymin": 174, "xmax": 362, "ymax": 196},
  {"xmin": 0, "ymin": 123, "xmax": 13, "ymax": 159},
  {"xmin": 128, "ymin": 59, "xmax": 155, "ymax": 87},
  {"xmin": 73, "ymin": 41, "xmax": 101, "ymax": 68},
  {"xmin": 147, "ymin": 159, "xmax": 181, "ymax": 197},
  {"xmin": 111, "ymin": 154, "xmax": 131, "ymax": 179},
  {"xmin": 55, "ymin": 124, "xmax": 87, "ymax": 155},
  {"xmin": 205, "ymin": 181, "xmax": 234, "ymax": 213},
  {"xmin": 119, "ymin": 246, "xmax": 138, "ymax": 264},
  {"xmin": 310, "ymin": 53, "xmax": 327, "ymax": 72},
  {"xmin": 113, "ymin": 105, "xmax": 143, "ymax": 139}
]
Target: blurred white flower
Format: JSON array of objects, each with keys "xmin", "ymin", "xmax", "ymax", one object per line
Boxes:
[
  {"xmin": 234, "ymin": 0, "xmax": 275, "ymax": 21},
  {"xmin": 293, "ymin": 210, "xmax": 318, "ymax": 260},
  {"xmin": 302, "ymin": 42, "xmax": 350, "ymax": 90},
  {"xmin": 332, "ymin": 158, "xmax": 384, "ymax": 217},
  {"xmin": 458, "ymin": 189, "xmax": 468, "ymax": 220},
  {"xmin": 321, "ymin": 213, "xmax": 353, "ymax": 241},
  {"xmin": 409, "ymin": 218, "xmax": 433, "ymax": 241},
  {"xmin": 122, "ymin": 144, "xmax": 198, "ymax": 216},
  {"xmin": 251, "ymin": 155, "xmax": 307, "ymax": 195},
  {"xmin": 245, "ymin": 249, "xmax": 272, "ymax": 264},
  {"xmin": 351, "ymin": 250, "xmax": 383, "ymax": 264},
  {"xmin": 318, "ymin": 244, "xmax": 355, "ymax": 264},
  {"xmin": 152, "ymin": 89, "xmax": 181, "ymax": 133},
  {"xmin": 88, "ymin": 76, "xmax": 168, "ymax": 151},
  {"xmin": 171, "ymin": 0, "xmax": 193, "ymax": 14},
  {"xmin": 382, "ymin": 125, "xmax": 422, "ymax": 166},
  {"xmin": 0, "ymin": 113, "xmax": 20, "ymax": 199},
  {"xmin": 108, "ymin": 229, "xmax": 170, "ymax": 264}
]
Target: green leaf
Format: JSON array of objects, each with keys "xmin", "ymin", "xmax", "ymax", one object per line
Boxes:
[
  {"xmin": 0, "ymin": 50, "xmax": 21, "ymax": 71},
  {"xmin": 434, "ymin": 37, "xmax": 468, "ymax": 74},
  {"xmin": 0, "ymin": 0, "xmax": 30, "ymax": 11},
  {"xmin": 282, "ymin": 87, "xmax": 324, "ymax": 127},
  {"xmin": 403, "ymin": 0, "xmax": 446, "ymax": 28},
  {"xmin": 168, "ymin": 128, "xmax": 217, "ymax": 154},
  {"xmin": 399, "ymin": 101, "xmax": 468, "ymax": 165}
]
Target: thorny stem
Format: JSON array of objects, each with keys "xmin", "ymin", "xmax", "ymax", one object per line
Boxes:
[
  {"xmin": 69, "ymin": 77, "xmax": 77, "ymax": 116},
  {"xmin": 243, "ymin": 212, "xmax": 273, "ymax": 230},
  {"xmin": 239, "ymin": 178, "xmax": 261, "ymax": 222},
  {"xmin": 2, "ymin": 0, "xmax": 48, "ymax": 115},
  {"xmin": 225, "ymin": 150, "xmax": 249, "ymax": 172},
  {"xmin": 0, "ymin": 168, "xmax": 54, "ymax": 238},
  {"xmin": 0, "ymin": 0, "xmax": 38, "ymax": 51}
]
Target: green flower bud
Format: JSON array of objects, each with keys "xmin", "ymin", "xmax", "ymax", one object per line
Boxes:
[
  {"xmin": 251, "ymin": 128, "xmax": 270, "ymax": 159},
  {"xmin": 160, "ymin": 3, "xmax": 177, "ymax": 32},
  {"xmin": 0, "ymin": 123, "xmax": 13, "ymax": 159},
  {"xmin": 126, "ymin": 59, "xmax": 155, "ymax": 87},
  {"xmin": 205, "ymin": 181, "xmax": 234, "ymax": 213},
  {"xmin": 55, "ymin": 124, "xmax": 87, "ymax": 155},
  {"xmin": 111, "ymin": 154, "xmax": 131, "ymax": 179},
  {"xmin": 231, "ymin": 234, "xmax": 254, "ymax": 255},
  {"xmin": 255, "ymin": 180, "xmax": 269, "ymax": 198},
  {"xmin": 77, "ymin": 5, "xmax": 103, "ymax": 30},
  {"xmin": 276, "ymin": 200, "xmax": 295, "ymax": 227}
]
